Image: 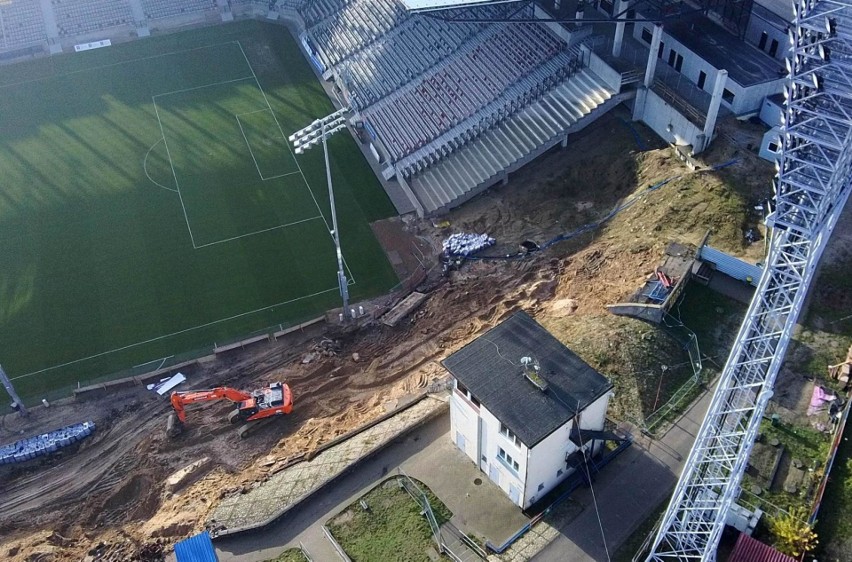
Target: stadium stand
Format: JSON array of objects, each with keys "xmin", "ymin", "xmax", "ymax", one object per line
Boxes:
[
  {"xmin": 53, "ymin": 0, "xmax": 134, "ymax": 36},
  {"xmin": 140, "ymin": 0, "xmax": 217, "ymax": 20},
  {"xmin": 0, "ymin": 0, "xmax": 47, "ymax": 50},
  {"xmin": 298, "ymin": 0, "xmax": 618, "ymax": 214}
]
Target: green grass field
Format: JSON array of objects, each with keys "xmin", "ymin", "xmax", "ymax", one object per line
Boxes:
[{"xmin": 0, "ymin": 21, "xmax": 398, "ymax": 401}]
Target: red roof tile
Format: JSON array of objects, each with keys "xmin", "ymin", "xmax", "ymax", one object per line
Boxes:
[{"xmin": 728, "ymin": 532, "xmax": 796, "ymax": 562}]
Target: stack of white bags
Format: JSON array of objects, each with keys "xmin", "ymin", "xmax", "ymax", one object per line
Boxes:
[{"xmin": 442, "ymin": 233, "xmax": 495, "ymax": 257}]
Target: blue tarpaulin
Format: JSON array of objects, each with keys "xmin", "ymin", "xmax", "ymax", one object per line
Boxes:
[{"xmin": 174, "ymin": 531, "xmax": 218, "ymax": 562}]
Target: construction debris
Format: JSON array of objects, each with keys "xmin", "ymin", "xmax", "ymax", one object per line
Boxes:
[{"xmin": 0, "ymin": 421, "xmax": 96, "ymax": 464}]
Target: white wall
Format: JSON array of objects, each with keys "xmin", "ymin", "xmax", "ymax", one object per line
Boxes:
[
  {"xmin": 633, "ymin": 23, "xmax": 784, "ymax": 115},
  {"xmin": 449, "ymin": 387, "xmax": 479, "ymax": 465},
  {"xmin": 522, "ymin": 391, "xmax": 613, "ymax": 508},
  {"xmin": 744, "ymin": 15, "xmax": 790, "ymax": 62},
  {"xmin": 480, "ymin": 406, "xmax": 527, "ymax": 505},
  {"xmin": 759, "ymin": 126, "xmax": 782, "ymax": 162},
  {"xmin": 523, "ymin": 420, "xmax": 578, "ymax": 508},
  {"xmin": 581, "ymin": 44, "xmax": 623, "ymax": 92},
  {"xmin": 759, "ymin": 96, "xmax": 784, "ymax": 127},
  {"xmin": 636, "ymin": 88, "xmax": 705, "ymax": 149}
]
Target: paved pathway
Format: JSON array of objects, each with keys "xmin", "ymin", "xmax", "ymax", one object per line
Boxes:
[
  {"xmin": 211, "ymin": 396, "xmax": 446, "ymax": 536},
  {"xmin": 214, "ymin": 386, "xmax": 712, "ymax": 562},
  {"xmin": 527, "ymin": 386, "xmax": 711, "ymax": 561}
]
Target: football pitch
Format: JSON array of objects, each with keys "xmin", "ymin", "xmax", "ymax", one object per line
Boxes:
[{"xmin": 0, "ymin": 21, "xmax": 398, "ymax": 401}]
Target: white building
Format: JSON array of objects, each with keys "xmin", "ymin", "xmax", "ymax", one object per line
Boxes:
[
  {"xmin": 633, "ymin": 15, "xmax": 786, "ymax": 116},
  {"xmin": 442, "ymin": 311, "xmax": 614, "ymax": 509}
]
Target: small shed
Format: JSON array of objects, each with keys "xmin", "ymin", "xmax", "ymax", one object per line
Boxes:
[
  {"xmin": 727, "ymin": 532, "xmax": 795, "ymax": 562},
  {"xmin": 174, "ymin": 531, "xmax": 218, "ymax": 562}
]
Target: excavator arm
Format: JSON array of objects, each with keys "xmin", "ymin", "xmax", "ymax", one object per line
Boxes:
[{"xmin": 169, "ymin": 387, "xmax": 252, "ymax": 423}]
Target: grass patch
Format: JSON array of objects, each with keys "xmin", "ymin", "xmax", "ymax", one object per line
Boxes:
[
  {"xmin": 263, "ymin": 549, "xmax": 307, "ymax": 562},
  {"xmin": 675, "ymin": 282, "xmax": 747, "ymax": 361},
  {"xmin": 0, "ymin": 20, "xmax": 398, "ymax": 401},
  {"xmin": 327, "ymin": 477, "xmax": 452, "ymax": 562},
  {"xmin": 814, "ymin": 419, "xmax": 852, "ymax": 561}
]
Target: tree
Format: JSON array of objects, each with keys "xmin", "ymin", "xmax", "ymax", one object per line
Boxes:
[{"xmin": 769, "ymin": 506, "xmax": 819, "ymax": 558}]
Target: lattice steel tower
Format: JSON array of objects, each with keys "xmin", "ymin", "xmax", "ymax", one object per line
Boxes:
[{"xmin": 646, "ymin": 0, "xmax": 852, "ymax": 559}]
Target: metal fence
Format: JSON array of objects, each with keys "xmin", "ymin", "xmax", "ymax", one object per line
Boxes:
[{"xmin": 397, "ymin": 470, "xmax": 443, "ymax": 548}]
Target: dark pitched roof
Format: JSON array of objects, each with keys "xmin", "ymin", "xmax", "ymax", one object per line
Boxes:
[{"xmin": 441, "ymin": 311, "xmax": 612, "ymax": 448}]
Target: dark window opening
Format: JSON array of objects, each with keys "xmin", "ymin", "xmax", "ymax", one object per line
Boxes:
[
  {"xmin": 641, "ymin": 28, "xmax": 653, "ymax": 44},
  {"xmin": 723, "ymin": 88, "xmax": 735, "ymax": 104},
  {"xmin": 456, "ymin": 380, "xmax": 469, "ymax": 395},
  {"xmin": 471, "ymin": 395, "xmax": 480, "ymax": 407},
  {"xmin": 769, "ymin": 39, "xmax": 779, "ymax": 57},
  {"xmin": 667, "ymin": 49, "xmax": 677, "ymax": 67},
  {"xmin": 675, "ymin": 54, "xmax": 684, "ymax": 72},
  {"xmin": 697, "ymin": 70, "xmax": 707, "ymax": 89},
  {"xmin": 658, "ymin": 41, "xmax": 665, "ymax": 59},
  {"xmin": 768, "ymin": 142, "xmax": 779, "ymax": 153},
  {"xmin": 758, "ymin": 31, "xmax": 768, "ymax": 50}
]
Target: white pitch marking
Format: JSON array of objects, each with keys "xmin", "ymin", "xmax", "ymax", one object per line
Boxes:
[
  {"xmin": 143, "ymin": 138, "xmax": 178, "ymax": 192},
  {"xmin": 236, "ymin": 41, "xmax": 358, "ymax": 285},
  {"xmin": 193, "ymin": 215, "xmax": 323, "ymax": 249},
  {"xmin": 152, "ymin": 96, "xmax": 197, "ymax": 248},
  {"xmin": 10, "ymin": 287, "xmax": 340, "ymax": 381}
]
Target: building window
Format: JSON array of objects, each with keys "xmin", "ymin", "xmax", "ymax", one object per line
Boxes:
[
  {"xmin": 667, "ymin": 49, "xmax": 676, "ymax": 67},
  {"xmin": 641, "ymin": 28, "xmax": 653, "ymax": 44},
  {"xmin": 500, "ymin": 423, "xmax": 522, "ymax": 448},
  {"xmin": 658, "ymin": 41, "xmax": 665, "ymax": 59},
  {"xmin": 758, "ymin": 31, "xmax": 768, "ymax": 50},
  {"xmin": 538, "ymin": 483, "xmax": 545, "ymax": 492},
  {"xmin": 455, "ymin": 380, "xmax": 480, "ymax": 407},
  {"xmin": 557, "ymin": 468, "xmax": 564, "ymax": 477},
  {"xmin": 768, "ymin": 142, "xmax": 779, "ymax": 153},
  {"xmin": 769, "ymin": 39, "xmax": 779, "ymax": 57},
  {"xmin": 723, "ymin": 88, "xmax": 735, "ymax": 104},
  {"xmin": 697, "ymin": 71, "xmax": 707, "ymax": 90},
  {"xmin": 674, "ymin": 54, "xmax": 683, "ymax": 72},
  {"xmin": 498, "ymin": 447, "xmax": 520, "ymax": 472}
]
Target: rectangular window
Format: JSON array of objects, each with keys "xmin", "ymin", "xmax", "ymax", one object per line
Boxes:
[
  {"xmin": 455, "ymin": 380, "xmax": 480, "ymax": 407},
  {"xmin": 641, "ymin": 28, "xmax": 653, "ymax": 44},
  {"xmin": 769, "ymin": 39, "xmax": 779, "ymax": 57},
  {"xmin": 768, "ymin": 142, "xmax": 779, "ymax": 153},
  {"xmin": 538, "ymin": 483, "xmax": 545, "ymax": 492},
  {"xmin": 499, "ymin": 423, "xmax": 522, "ymax": 447},
  {"xmin": 456, "ymin": 380, "xmax": 468, "ymax": 395},
  {"xmin": 658, "ymin": 41, "xmax": 665, "ymax": 59},
  {"xmin": 697, "ymin": 71, "xmax": 707, "ymax": 90},
  {"xmin": 667, "ymin": 49, "xmax": 676, "ymax": 67},
  {"xmin": 723, "ymin": 88, "xmax": 735, "ymax": 104},
  {"xmin": 498, "ymin": 447, "xmax": 520, "ymax": 472},
  {"xmin": 471, "ymin": 394, "xmax": 480, "ymax": 407},
  {"xmin": 758, "ymin": 31, "xmax": 768, "ymax": 50},
  {"xmin": 675, "ymin": 54, "xmax": 683, "ymax": 72}
]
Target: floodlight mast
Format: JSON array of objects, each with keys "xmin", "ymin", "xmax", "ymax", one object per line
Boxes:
[
  {"xmin": 290, "ymin": 110, "xmax": 351, "ymax": 317},
  {"xmin": 645, "ymin": 0, "xmax": 852, "ymax": 559}
]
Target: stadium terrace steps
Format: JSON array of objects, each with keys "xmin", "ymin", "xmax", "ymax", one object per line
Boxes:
[
  {"xmin": 407, "ymin": 68, "xmax": 620, "ymax": 215},
  {"xmin": 140, "ymin": 0, "xmax": 217, "ymax": 20},
  {"xmin": 52, "ymin": 0, "xmax": 134, "ymax": 37},
  {"xmin": 0, "ymin": 0, "xmax": 46, "ymax": 50}
]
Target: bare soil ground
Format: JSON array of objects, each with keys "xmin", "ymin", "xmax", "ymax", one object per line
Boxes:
[{"xmin": 3, "ymin": 109, "xmax": 846, "ymax": 562}]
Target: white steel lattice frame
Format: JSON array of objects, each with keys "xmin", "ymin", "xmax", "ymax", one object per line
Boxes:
[{"xmin": 645, "ymin": 0, "xmax": 852, "ymax": 559}]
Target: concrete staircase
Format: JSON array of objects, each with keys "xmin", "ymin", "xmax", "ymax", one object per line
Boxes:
[
  {"xmin": 405, "ymin": 68, "xmax": 631, "ymax": 215},
  {"xmin": 440, "ymin": 522, "xmax": 487, "ymax": 561}
]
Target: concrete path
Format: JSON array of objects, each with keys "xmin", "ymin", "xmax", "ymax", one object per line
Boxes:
[
  {"xmin": 528, "ymin": 385, "xmax": 711, "ymax": 561},
  {"xmin": 211, "ymin": 396, "xmax": 447, "ymax": 536},
  {"xmin": 215, "ymin": 411, "xmax": 528, "ymax": 561},
  {"xmin": 214, "ymin": 386, "xmax": 712, "ymax": 562}
]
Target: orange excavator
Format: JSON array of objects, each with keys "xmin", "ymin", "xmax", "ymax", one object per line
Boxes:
[{"xmin": 166, "ymin": 381, "xmax": 293, "ymax": 439}]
